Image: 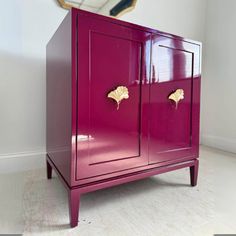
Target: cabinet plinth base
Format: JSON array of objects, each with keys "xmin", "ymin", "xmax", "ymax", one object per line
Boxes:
[{"xmin": 46, "ymin": 155, "xmax": 199, "ymax": 228}]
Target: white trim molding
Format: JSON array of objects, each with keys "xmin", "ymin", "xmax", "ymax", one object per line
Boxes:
[
  {"xmin": 0, "ymin": 150, "xmax": 46, "ymax": 160},
  {"xmin": 201, "ymin": 134, "xmax": 236, "ymax": 154},
  {"xmin": 0, "ymin": 150, "xmax": 46, "ymax": 174}
]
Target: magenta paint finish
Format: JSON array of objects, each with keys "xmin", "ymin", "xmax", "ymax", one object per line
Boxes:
[
  {"xmin": 149, "ymin": 35, "xmax": 201, "ymax": 164},
  {"xmin": 46, "ymin": 11, "xmax": 72, "ymax": 184},
  {"xmin": 76, "ymin": 13, "xmax": 150, "ymax": 180},
  {"xmin": 46, "ymin": 8, "xmax": 201, "ymax": 227}
]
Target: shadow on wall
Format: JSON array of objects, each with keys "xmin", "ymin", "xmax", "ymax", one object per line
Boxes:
[{"xmin": 0, "ymin": 50, "xmax": 46, "ymax": 156}]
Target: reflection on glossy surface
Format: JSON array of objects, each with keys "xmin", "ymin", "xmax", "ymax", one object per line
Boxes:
[
  {"xmin": 77, "ymin": 135, "xmax": 93, "ymax": 142},
  {"xmin": 152, "ymin": 38, "xmax": 194, "ymax": 83},
  {"xmin": 76, "ymin": 14, "xmax": 150, "ymax": 179},
  {"xmin": 149, "ymin": 35, "xmax": 201, "ymax": 164},
  {"xmin": 89, "ymin": 31, "xmax": 140, "ymax": 163}
]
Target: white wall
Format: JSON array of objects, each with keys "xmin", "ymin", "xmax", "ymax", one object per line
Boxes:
[
  {"xmin": 0, "ymin": 0, "xmax": 67, "ymax": 163},
  {"xmin": 1, "ymin": 0, "xmax": 235, "ymax": 169},
  {"xmin": 201, "ymin": 0, "xmax": 236, "ymax": 153},
  {"xmin": 99, "ymin": 0, "xmax": 207, "ymax": 42}
]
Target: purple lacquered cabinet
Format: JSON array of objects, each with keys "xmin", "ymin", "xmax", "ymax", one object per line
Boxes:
[{"xmin": 46, "ymin": 8, "xmax": 201, "ymax": 227}]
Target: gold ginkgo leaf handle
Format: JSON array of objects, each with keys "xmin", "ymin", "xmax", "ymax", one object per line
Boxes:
[
  {"xmin": 107, "ymin": 86, "xmax": 129, "ymax": 110},
  {"xmin": 168, "ymin": 89, "xmax": 184, "ymax": 109}
]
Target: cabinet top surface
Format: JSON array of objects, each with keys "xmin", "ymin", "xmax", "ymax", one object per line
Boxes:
[{"xmin": 72, "ymin": 8, "xmax": 202, "ymax": 46}]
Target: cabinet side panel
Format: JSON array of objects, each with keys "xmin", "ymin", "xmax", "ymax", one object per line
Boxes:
[{"xmin": 46, "ymin": 11, "xmax": 72, "ymax": 185}]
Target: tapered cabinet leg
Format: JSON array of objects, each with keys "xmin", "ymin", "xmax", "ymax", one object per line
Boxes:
[
  {"xmin": 46, "ymin": 159, "xmax": 52, "ymax": 179},
  {"xmin": 68, "ymin": 189, "xmax": 80, "ymax": 228},
  {"xmin": 190, "ymin": 159, "xmax": 199, "ymax": 187}
]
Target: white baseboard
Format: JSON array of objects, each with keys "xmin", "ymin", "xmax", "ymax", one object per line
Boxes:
[
  {"xmin": 0, "ymin": 150, "xmax": 46, "ymax": 174},
  {"xmin": 1, "ymin": 135, "xmax": 235, "ymax": 174},
  {"xmin": 201, "ymin": 134, "xmax": 236, "ymax": 154}
]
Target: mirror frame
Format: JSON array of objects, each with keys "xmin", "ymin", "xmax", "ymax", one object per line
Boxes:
[
  {"xmin": 110, "ymin": 0, "xmax": 137, "ymax": 18},
  {"xmin": 57, "ymin": 0, "xmax": 137, "ymax": 18}
]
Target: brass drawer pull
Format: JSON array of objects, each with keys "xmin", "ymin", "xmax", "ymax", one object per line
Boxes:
[
  {"xmin": 168, "ymin": 89, "xmax": 184, "ymax": 109},
  {"xmin": 107, "ymin": 86, "xmax": 129, "ymax": 110}
]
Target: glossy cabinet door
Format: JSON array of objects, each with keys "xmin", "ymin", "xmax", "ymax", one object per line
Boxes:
[
  {"xmin": 76, "ymin": 13, "xmax": 151, "ymax": 180},
  {"xmin": 149, "ymin": 35, "xmax": 201, "ymax": 164}
]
